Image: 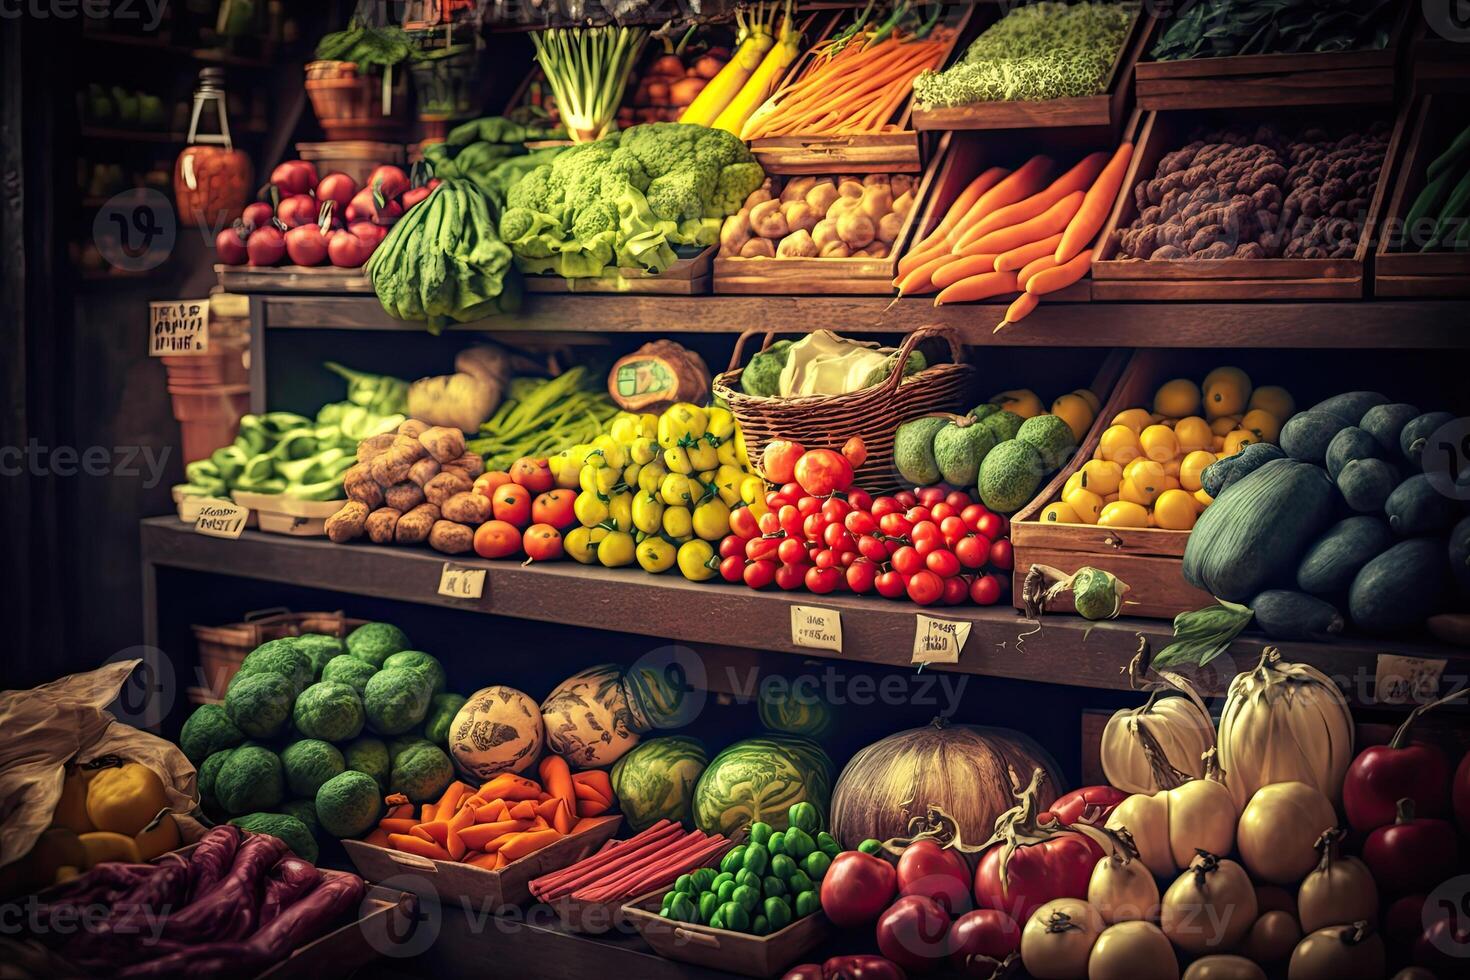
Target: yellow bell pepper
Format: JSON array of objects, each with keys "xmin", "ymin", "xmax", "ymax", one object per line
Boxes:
[
  {"xmin": 135, "ymin": 814, "xmax": 181, "ymax": 860},
  {"xmin": 85, "ymin": 762, "xmax": 169, "ymax": 836},
  {"xmin": 51, "ymin": 767, "xmax": 96, "ymax": 834},
  {"xmin": 79, "ymin": 831, "xmax": 142, "ymax": 867}
]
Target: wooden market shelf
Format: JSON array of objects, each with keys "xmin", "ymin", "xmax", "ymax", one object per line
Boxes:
[
  {"xmin": 239, "ymin": 290, "xmax": 1470, "ymax": 348},
  {"xmin": 140, "ymin": 517, "xmax": 1468, "ymax": 704}
]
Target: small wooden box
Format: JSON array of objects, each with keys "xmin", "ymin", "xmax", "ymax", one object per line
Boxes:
[
  {"xmin": 622, "ymin": 890, "xmax": 832, "ymax": 979},
  {"xmin": 1134, "ymin": 3, "xmax": 1409, "ymax": 111},
  {"xmin": 521, "ymin": 245, "xmax": 715, "ymax": 295},
  {"xmin": 1375, "ymin": 92, "xmax": 1470, "ymax": 298},
  {"xmin": 215, "ymin": 264, "xmax": 373, "ymax": 294},
  {"xmin": 1090, "ymin": 106, "xmax": 1405, "ymax": 301},
  {"xmin": 713, "ymin": 134, "xmax": 946, "ymax": 295},
  {"xmin": 912, "ymin": 8, "xmax": 1151, "ymax": 132}
]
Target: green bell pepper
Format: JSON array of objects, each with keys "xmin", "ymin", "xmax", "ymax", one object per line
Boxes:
[
  {"xmin": 269, "ymin": 430, "xmax": 318, "ymax": 462},
  {"xmin": 276, "ymin": 456, "xmax": 320, "ymax": 484},
  {"xmin": 235, "ymin": 415, "xmax": 272, "ymax": 455},
  {"xmin": 210, "ymin": 445, "xmax": 249, "ymax": 484}
]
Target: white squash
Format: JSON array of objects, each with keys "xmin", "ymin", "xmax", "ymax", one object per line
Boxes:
[
  {"xmin": 1105, "ymin": 751, "xmax": 1236, "ymax": 878},
  {"xmin": 1088, "ymin": 921, "xmax": 1178, "ymax": 980},
  {"xmin": 1160, "ymin": 851, "xmax": 1257, "ymax": 955},
  {"xmin": 1239, "ymin": 910, "xmax": 1301, "ymax": 965},
  {"xmin": 1182, "ymin": 956, "xmax": 1266, "ymax": 980},
  {"xmin": 1287, "ymin": 922, "xmax": 1385, "ymax": 980},
  {"xmin": 1216, "ymin": 648, "xmax": 1353, "ymax": 809},
  {"xmin": 1236, "ymin": 782, "xmax": 1337, "ymax": 885},
  {"xmin": 1296, "ymin": 827, "xmax": 1378, "ymax": 933},
  {"xmin": 1022, "ymin": 898, "xmax": 1104, "ymax": 980},
  {"xmin": 1086, "ymin": 827, "xmax": 1160, "ymax": 924},
  {"xmin": 1100, "ymin": 649, "xmax": 1214, "ymax": 795}
]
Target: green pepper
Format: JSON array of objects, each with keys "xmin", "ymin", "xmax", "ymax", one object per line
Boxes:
[
  {"xmin": 750, "ymin": 914, "xmax": 769, "ymax": 936},
  {"xmin": 241, "ymin": 454, "xmax": 275, "ymax": 484},
  {"xmin": 763, "ymin": 896, "xmax": 792, "ymax": 932},
  {"xmin": 787, "ymin": 802, "xmax": 821, "ymax": 835},
  {"xmin": 315, "ymin": 402, "xmax": 349, "ymax": 427},
  {"xmin": 210, "ymin": 445, "xmax": 249, "ymax": 484},
  {"xmin": 697, "ymin": 891, "xmax": 719, "ymax": 924},
  {"xmin": 794, "ymin": 890, "xmax": 820, "ymax": 918},
  {"xmin": 748, "ymin": 822, "xmax": 773, "ymax": 847},
  {"xmin": 290, "ymin": 476, "xmax": 346, "ymax": 502},
  {"xmin": 674, "ymin": 874, "xmax": 695, "ymax": 895},
  {"xmin": 276, "ymin": 455, "xmax": 319, "ymax": 484},
  {"xmin": 269, "ymin": 430, "xmax": 318, "ymax": 462},
  {"xmin": 858, "ymin": 839, "xmax": 884, "ymax": 856},
  {"xmin": 717, "ymin": 901, "xmax": 749, "ymax": 932},
  {"xmin": 711, "ymin": 872, "xmax": 734, "ymax": 890},
  {"xmin": 731, "ymin": 884, "xmax": 759, "ymax": 914},
  {"xmin": 314, "ymin": 424, "xmax": 343, "ymax": 448},
  {"xmin": 185, "ymin": 459, "xmax": 221, "ymax": 485},
  {"xmin": 762, "ymin": 875, "xmax": 787, "ymax": 897},
  {"xmin": 768, "ymin": 831, "xmax": 786, "ymax": 856},
  {"xmin": 770, "ymin": 854, "xmax": 797, "ymax": 880},
  {"xmin": 802, "ymin": 851, "xmax": 831, "ymax": 881},
  {"xmin": 817, "ymin": 832, "xmax": 841, "ymax": 859},
  {"xmin": 784, "ymin": 828, "xmax": 816, "ymax": 860},
  {"xmin": 734, "ymin": 868, "xmax": 758, "ymax": 888},
  {"xmin": 660, "ymin": 891, "xmax": 677, "ymax": 912},
  {"xmin": 708, "ymin": 909, "xmax": 725, "ymax": 930},
  {"xmin": 260, "ymin": 411, "xmax": 312, "ymax": 436},
  {"xmin": 742, "ymin": 843, "xmax": 769, "ymax": 876},
  {"xmin": 667, "ymin": 893, "xmax": 697, "ymax": 923},
  {"xmin": 690, "ymin": 868, "xmax": 717, "ymax": 892},
  {"xmin": 716, "ymin": 880, "xmax": 736, "ymax": 904},
  {"xmin": 720, "ymin": 845, "xmax": 746, "ymax": 875},
  {"xmin": 786, "ymin": 869, "xmax": 815, "ymax": 895},
  {"xmin": 234, "ymin": 476, "xmax": 287, "ymax": 494}
]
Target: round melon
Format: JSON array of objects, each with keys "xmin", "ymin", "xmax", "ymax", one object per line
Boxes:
[
  {"xmin": 621, "ymin": 657, "xmax": 699, "ymax": 730},
  {"xmin": 610, "ymin": 736, "xmax": 708, "ymax": 831},
  {"xmin": 757, "ymin": 683, "xmax": 834, "ymax": 739},
  {"xmin": 540, "ymin": 665, "xmax": 642, "ymax": 769},
  {"xmin": 693, "ymin": 734, "xmax": 834, "ymax": 837},
  {"xmin": 448, "ymin": 685, "xmax": 544, "ymax": 781}
]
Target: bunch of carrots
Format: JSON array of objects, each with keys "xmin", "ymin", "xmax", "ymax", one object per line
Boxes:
[
  {"xmin": 363, "ymin": 756, "xmax": 616, "ymax": 871},
  {"xmin": 894, "ymin": 141, "xmax": 1134, "ymax": 326},
  {"xmin": 529, "ymin": 820, "xmax": 733, "ymax": 906},
  {"xmin": 742, "ymin": 4, "xmax": 950, "ymax": 140}
]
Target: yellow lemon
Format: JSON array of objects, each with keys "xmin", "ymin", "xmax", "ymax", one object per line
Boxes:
[
  {"xmin": 1240, "ymin": 408, "xmax": 1281, "ymax": 445},
  {"xmin": 1179, "ymin": 450, "xmax": 1217, "ymax": 492},
  {"xmin": 1223, "ymin": 429, "xmax": 1257, "ymax": 456},
  {"xmin": 660, "ymin": 473, "xmax": 694, "ymax": 506},
  {"xmin": 1161, "ymin": 474, "xmax": 1181, "ymax": 491},
  {"xmin": 990, "ymin": 388, "xmax": 1044, "ymax": 419},
  {"xmin": 595, "ymin": 466, "xmax": 622, "ymax": 494},
  {"xmin": 632, "ymin": 493, "xmax": 665, "ymax": 534},
  {"xmin": 1050, "ymin": 394, "xmax": 1095, "ymax": 442},
  {"xmin": 706, "ymin": 406, "xmax": 736, "ymax": 440},
  {"xmin": 1202, "ymin": 366, "xmax": 1252, "ymax": 418},
  {"xmin": 686, "ymin": 439, "xmax": 719, "ymax": 471},
  {"xmin": 1110, "ymin": 407, "xmax": 1153, "ymax": 434},
  {"xmin": 1041, "ymin": 501, "xmax": 1080, "ymax": 523},
  {"xmin": 662, "ymin": 504, "xmax": 693, "ymax": 539},
  {"xmin": 692, "ymin": 498, "xmax": 731, "ymax": 540},
  {"xmin": 663, "ymin": 445, "xmax": 694, "ymax": 475},
  {"xmin": 1153, "ymin": 378, "xmax": 1202, "ymax": 418},
  {"xmin": 1098, "ymin": 501, "xmax": 1150, "ymax": 528},
  {"xmin": 1121, "ymin": 460, "xmax": 1165, "ymax": 506},
  {"xmin": 1102, "ymin": 492, "xmax": 1119, "ymax": 504},
  {"xmin": 606, "ymin": 492, "xmax": 633, "ymax": 532},
  {"xmin": 1174, "ymin": 416, "xmax": 1213, "ymax": 453},
  {"xmin": 1194, "ymin": 488, "xmax": 1214, "ymax": 508},
  {"xmin": 597, "ymin": 530, "xmax": 636, "ymax": 567},
  {"xmin": 1100, "ymin": 424, "xmax": 1143, "ymax": 465},
  {"xmin": 639, "ymin": 461, "xmax": 668, "ymax": 495},
  {"xmin": 1248, "ymin": 385, "xmax": 1295, "ymax": 421},
  {"xmin": 1123, "ymin": 457, "xmax": 1155, "ymax": 481},
  {"xmin": 1063, "ymin": 471, "xmax": 1086, "ymax": 500},
  {"xmin": 609, "ymin": 414, "xmax": 642, "ymax": 444},
  {"xmin": 574, "ymin": 491, "xmax": 609, "ymax": 528},
  {"xmin": 677, "ymin": 540, "xmax": 719, "ymax": 581},
  {"xmin": 1080, "ymin": 459, "xmax": 1123, "ymax": 496},
  {"xmin": 628, "ymin": 437, "xmax": 659, "ymax": 465},
  {"xmin": 1163, "ymin": 458, "xmax": 1181, "ymax": 477},
  {"xmin": 1072, "ymin": 388, "xmax": 1101, "ymax": 414},
  {"xmin": 1064, "ymin": 487, "xmax": 1104, "ymax": 525},
  {"xmin": 1154, "ymin": 489, "xmax": 1199, "ymax": 530},
  {"xmin": 636, "ymin": 536, "xmax": 676, "ymax": 574},
  {"xmin": 1139, "ymin": 424, "xmax": 1180, "ymax": 463}
]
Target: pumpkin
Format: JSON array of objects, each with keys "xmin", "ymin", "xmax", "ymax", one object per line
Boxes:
[
  {"xmin": 1297, "ymin": 827, "xmax": 1378, "ymax": 934},
  {"xmin": 829, "ymin": 718, "xmax": 1062, "ymax": 850},
  {"xmin": 1100, "ymin": 644, "xmax": 1214, "ymax": 795},
  {"xmin": 448, "ymin": 685, "xmax": 544, "ymax": 780},
  {"xmin": 1105, "ymin": 751, "xmax": 1236, "ymax": 878},
  {"xmin": 540, "ymin": 664, "xmax": 642, "ymax": 769},
  {"xmin": 1160, "ymin": 851, "xmax": 1257, "ymax": 955},
  {"xmin": 1236, "ymin": 781, "xmax": 1337, "ymax": 885},
  {"xmin": 1217, "ymin": 648, "xmax": 1354, "ymax": 809},
  {"xmin": 1086, "ymin": 825, "xmax": 1160, "ymax": 924}
]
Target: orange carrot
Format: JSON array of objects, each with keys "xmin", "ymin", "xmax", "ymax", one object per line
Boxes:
[
  {"xmin": 571, "ymin": 781, "xmax": 610, "ymax": 805},
  {"xmin": 967, "ymin": 191, "xmax": 1085, "ymax": 257},
  {"xmin": 571, "ymin": 770, "xmax": 614, "ymax": 802},
  {"xmin": 1017, "ymin": 254, "xmax": 1059, "ymax": 289},
  {"xmin": 377, "ymin": 818, "xmax": 419, "ymax": 835},
  {"xmin": 419, "ymin": 803, "xmax": 438, "ymax": 824},
  {"xmin": 474, "ymin": 800, "xmax": 510, "ymax": 823},
  {"xmin": 361, "ymin": 828, "xmax": 391, "ymax": 848},
  {"xmin": 388, "ymin": 833, "xmax": 451, "ymax": 861},
  {"xmin": 965, "ymin": 156, "xmax": 1054, "ymax": 228},
  {"xmin": 934, "ymin": 270, "xmax": 1019, "ymax": 306},
  {"xmin": 498, "ymin": 829, "xmax": 563, "ymax": 863},
  {"xmin": 534, "ymin": 798, "xmax": 564, "ymax": 822},
  {"xmin": 900, "ymin": 167, "xmax": 1009, "ymax": 274},
  {"xmin": 895, "ymin": 252, "xmax": 953, "ymax": 297},
  {"xmin": 507, "ymin": 800, "xmax": 537, "ymax": 820},
  {"xmin": 553, "ymin": 798, "xmax": 574, "ymax": 835},
  {"xmin": 434, "ymin": 781, "xmax": 472, "ymax": 816},
  {"xmin": 1057, "ymin": 142, "xmax": 1133, "ymax": 264},
  {"xmin": 965, "ymin": 152, "xmax": 1109, "ymax": 244},
  {"xmin": 994, "ymin": 233, "xmax": 1065, "ymax": 273},
  {"xmin": 1027, "ymin": 252, "xmax": 1092, "ymax": 295},
  {"xmin": 465, "ymin": 851, "xmax": 501, "ymax": 871},
  {"xmin": 383, "ymin": 794, "xmax": 414, "ymax": 819},
  {"xmin": 459, "ymin": 819, "xmax": 534, "ymax": 851},
  {"xmin": 931, "ymin": 254, "xmax": 1001, "ymax": 289},
  {"xmin": 478, "ymin": 774, "xmax": 543, "ymax": 801},
  {"xmin": 413, "ymin": 821, "xmax": 451, "ymax": 846},
  {"xmin": 996, "ymin": 292, "xmax": 1040, "ymax": 332},
  {"xmin": 538, "ymin": 756, "xmax": 577, "ymax": 807}
]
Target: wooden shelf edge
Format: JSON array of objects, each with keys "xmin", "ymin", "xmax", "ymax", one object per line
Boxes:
[{"xmin": 140, "ymin": 517, "xmax": 1468, "ymax": 705}]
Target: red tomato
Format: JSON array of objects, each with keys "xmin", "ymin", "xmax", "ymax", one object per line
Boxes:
[
  {"xmin": 895, "ymin": 490, "xmax": 917, "ymax": 508},
  {"xmin": 926, "ymin": 549, "xmax": 961, "ymax": 578},
  {"xmin": 907, "ymin": 570, "xmax": 944, "ymax": 606},
  {"xmin": 949, "ymin": 909, "xmax": 1021, "ymax": 977},
  {"xmin": 780, "ymin": 482, "xmax": 803, "ymax": 501},
  {"xmin": 954, "ymin": 535, "xmax": 988, "ymax": 569},
  {"xmin": 970, "ymin": 574, "xmax": 1003, "ymax": 606},
  {"xmin": 761, "ymin": 440, "xmax": 806, "ymax": 483},
  {"xmin": 931, "ymin": 502, "xmax": 958, "ymax": 522},
  {"xmin": 989, "ymin": 538, "xmax": 1014, "ymax": 571},
  {"xmin": 976, "ymin": 512, "xmax": 1004, "ymax": 540},
  {"xmin": 473, "ymin": 471, "xmax": 512, "ymax": 498},
  {"xmin": 730, "ymin": 506, "xmax": 760, "ymax": 539},
  {"xmin": 1362, "ymin": 801, "xmax": 1461, "ymax": 895},
  {"xmin": 858, "ymin": 535, "xmax": 888, "ymax": 563},
  {"xmin": 819, "ymin": 851, "xmax": 897, "ymax": 928},
  {"xmin": 891, "ymin": 546, "xmax": 923, "ymax": 576},
  {"xmin": 367, "ymin": 164, "xmax": 409, "ymax": 200},
  {"xmin": 315, "ymin": 171, "xmax": 357, "ymax": 209},
  {"xmin": 847, "ymin": 560, "xmax": 877, "ymax": 594},
  {"xmin": 913, "ymin": 530, "xmax": 942, "ymax": 557},
  {"xmin": 797, "ymin": 495, "xmax": 822, "ymax": 517},
  {"xmin": 747, "ymin": 536, "xmax": 779, "ymax": 562},
  {"xmin": 241, "ymin": 201, "xmax": 274, "ymax": 230},
  {"xmin": 974, "ymin": 830, "xmax": 1102, "ymax": 923},
  {"xmin": 1344, "ymin": 736, "xmax": 1453, "ymax": 833},
  {"xmin": 845, "ymin": 510, "xmax": 878, "ymax": 536},
  {"xmin": 758, "ymin": 511, "xmax": 782, "ymax": 536},
  {"xmin": 847, "ymin": 488, "xmax": 873, "ymax": 513},
  {"xmin": 719, "ymin": 535, "xmax": 746, "ymax": 560},
  {"xmin": 775, "ymin": 562, "xmax": 810, "ymax": 591},
  {"xmin": 720, "ymin": 555, "xmax": 746, "ymax": 583},
  {"xmin": 270, "ymin": 159, "xmax": 319, "ymax": 196},
  {"xmin": 960, "ymin": 504, "xmax": 988, "ymax": 531},
  {"xmin": 813, "ymin": 548, "xmax": 837, "ymax": 570},
  {"xmin": 777, "ymin": 537, "xmax": 808, "ymax": 565},
  {"xmin": 917, "ymin": 486, "xmax": 947, "ymax": 507},
  {"xmin": 767, "ymin": 491, "xmax": 791, "ymax": 510},
  {"xmin": 509, "ymin": 456, "xmax": 554, "ymax": 492},
  {"xmin": 842, "ymin": 436, "xmax": 868, "ymax": 470},
  {"xmin": 876, "ymin": 895, "xmax": 951, "ymax": 973},
  {"xmin": 897, "ymin": 839, "xmax": 973, "ymax": 916},
  {"xmin": 875, "ymin": 570, "xmax": 907, "ymax": 599},
  {"xmin": 778, "ymin": 505, "xmax": 803, "ymax": 538},
  {"xmin": 744, "ymin": 558, "xmax": 777, "ymax": 589},
  {"xmin": 473, "ymin": 519, "xmax": 521, "ymax": 559},
  {"xmin": 838, "ymin": 550, "xmax": 858, "ymax": 567},
  {"xmin": 824, "ymin": 525, "xmax": 854, "ymax": 552},
  {"xmin": 879, "ymin": 514, "xmax": 913, "ymax": 539},
  {"xmin": 491, "ymin": 482, "xmax": 532, "ymax": 527},
  {"xmin": 939, "ymin": 515, "xmax": 969, "ymax": 543},
  {"xmin": 803, "ymin": 513, "xmax": 826, "ymax": 542},
  {"xmin": 945, "ymin": 490, "xmax": 972, "ymax": 511},
  {"xmin": 522, "ymin": 523, "xmax": 563, "ymax": 561},
  {"xmin": 819, "ymin": 957, "xmax": 906, "ymax": 980},
  {"xmin": 795, "ymin": 449, "xmax": 854, "ymax": 496},
  {"xmin": 942, "ymin": 576, "xmax": 970, "ymax": 605},
  {"xmin": 906, "ymin": 506, "xmax": 933, "ymax": 525},
  {"xmin": 821, "ymin": 497, "xmax": 850, "ymax": 522},
  {"xmin": 871, "ymin": 496, "xmax": 902, "ymax": 518},
  {"xmin": 531, "ymin": 489, "xmax": 576, "ymax": 529},
  {"xmin": 1043, "ymin": 786, "xmax": 1128, "ymax": 826},
  {"xmin": 806, "ymin": 566, "xmax": 841, "ymax": 595}
]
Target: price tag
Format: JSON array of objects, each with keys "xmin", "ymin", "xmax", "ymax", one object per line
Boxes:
[
  {"xmin": 790, "ymin": 605, "xmax": 842, "ymax": 652},
  {"xmin": 912, "ymin": 615, "xmax": 971, "ymax": 666},
  {"xmin": 192, "ymin": 500, "xmax": 248, "ymax": 539},
  {"xmin": 148, "ymin": 300, "xmax": 210, "ymax": 356},
  {"xmin": 438, "ymin": 562, "xmax": 486, "ymax": 600},
  {"xmin": 1375, "ymin": 653, "xmax": 1446, "ymax": 706}
]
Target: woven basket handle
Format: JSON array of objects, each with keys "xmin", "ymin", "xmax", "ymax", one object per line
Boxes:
[
  {"xmin": 726, "ymin": 330, "xmax": 777, "ymax": 373},
  {"xmin": 879, "ymin": 326, "xmax": 964, "ymax": 396}
]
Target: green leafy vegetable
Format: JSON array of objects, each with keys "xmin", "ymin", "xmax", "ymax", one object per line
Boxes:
[
  {"xmin": 1153, "ymin": 598, "xmax": 1255, "ymax": 668},
  {"xmin": 1152, "ymin": 0, "xmax": 1394, "ymax": 61},
  {"xmin": 315, "ymin": 23, "xmax": 417, "ymax": 69}
]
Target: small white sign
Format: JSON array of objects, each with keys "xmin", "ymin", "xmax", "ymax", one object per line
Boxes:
[
  {"xmin": 149, "ymin": 299, "xmax": 210, "ymax": 356},
  {"xmin": 1375, "ymin": 653, "xmax": 1446, "ymax": 706},
  {"xmin": 192, "ymin": 500, "xmax": 248, "ymax": 539},
  {"xmin": 790, "ymin": 605, "xmax": 842, "ymax": 652},
  {"xmin": 912, "ymin": 615, "xmax": 971, "ymax": 665},
  {"xmin": 438, "ymin": 562, "xmax": 486, "ymax": 600}
]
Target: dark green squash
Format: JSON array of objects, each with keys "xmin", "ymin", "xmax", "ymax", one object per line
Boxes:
[
  {"xmin": 1360, "ymin": 403, "xmax": 1419, "ymax": 457},
  {"xmin": 1386, "ymin": 473, "xmax": 1458, "ymax": 536},
  {"xmin": 1309, "ymin": 391, "xmax": 1390, "ymax": 426},
  {"xmin": 1325, "ymin": 426, "xmax": 1382, "ymax": 481},
  {"xmin": 1200, "ymin": 442, "xmax": 1285, "ymax": 498},
  {"xmin": 1280, "ymin": 411, "xmax": 1348, "ymax": 465},
  {"xmin": 1349, "ymin": 537, "xmax": 1450, "ymax": 633},
  {"xmin": 1400, "ymin": 411, "xmax": 1455, "ymax": 470},
  {"xmin": 1296, "ymin": 515, "xmax": 1394, "ymax": 596},
  {"xmin": 1451, "ymin": 517, "xmax": 1470, "ymax": 596},
  {"xmin": 1183, "ymin": 457, "xmax": 1337, "ymax": 602},
  {"xmin": 1250, "ymin": 590, "xmax": 1344, "ymax": 640},
  {"xmin": 1337, "ymin": 458, "xmax": 1400, "ymax": 513}
]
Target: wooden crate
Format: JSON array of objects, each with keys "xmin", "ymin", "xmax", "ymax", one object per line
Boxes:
[
  {"xmin": 1375, "ymin": 92, "xmax": 1470, "ymax": 298},
  {"xmin": 911, "ymin": 8, "xmax": 1151, "ymax": 132},
  {"xmin": 340, "ymin": 814, "xmax": 621, "ymax": 908},
  {"xmin": 622, "ymin": 890, "xmax": 832, "ymax": 979},
  {"xmin": 712, "ymin": 134, "xmax": 946, "ymax": 295},
  {"xmin": 1090, "ymin": 106, "xmax": 1405, "ymax": 301},
  {"xmin": 215, "ymin": 264, "xmax": 372, "ymax": 294},
  {"xmin": 522, "ymin": 245, "xmax": 714, "ymax": 295},
  {"xmin": 1134, "ymin": 2, "xmax": 1409, "ymax": 111},
  {"xmin": 745, "ymin": 4, "xmax": 972, "ymax": 175},
  {"xmin": 1410, "ymin": 12, "xmax": 1470, "ymax": 92}
]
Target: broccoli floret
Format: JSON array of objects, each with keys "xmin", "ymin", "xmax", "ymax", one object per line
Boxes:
[
  {"xmin": 711, "ymin": 162, "xmax": 767, "ymax": 218},
  {"xmin": 605, "ymin": 147, "xmax": 652, "ymax": 193},
  {"xmin": 499, "ymin": 206, "xmax": 537, "ymax": 242},
  {"xmin": 572, "ymin": 200, "xmax": 617, "ymax": 242},
  {"xmin": 505, "ymin": 166, "xmax": 553, "ymax": 212},
  {"xmin": 647, "ymin": 170, "xmax": 716, "ymax": 223}
]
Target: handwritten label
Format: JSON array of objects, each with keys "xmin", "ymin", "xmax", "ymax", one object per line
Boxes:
[
  {"xmin": 192, "ymin": 500, "xmax": 248, "ymax": 539},
  {"xmin": 149, "ymin": 300, "xmax": 210, "ymax": 356},
  {"xmin": 1375, "ymin": 653, "xmax": 1446, "ymax": 706},
  {"xmin": 912, "ymin": 615, "xmax": 971, "ymax": 665},
  {"xmin": 438, "ymin": 563, "xmax": 486, "ymax": 600},
  {"xmin": 790, "ymin": 605, "xmax": 842, "ymax": 652}
]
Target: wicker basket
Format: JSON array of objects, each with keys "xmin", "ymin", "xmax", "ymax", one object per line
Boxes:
[
  {"xmin": 712, "ymin": 327, "xmax": 975, "ymax": 493},
  {"xmin": 305, "ymin": 61, "xmax": 409, "ymax": 141},
  {"xmin": 188, "ymin": 608, "xmax": 368, "ymax": 704}
]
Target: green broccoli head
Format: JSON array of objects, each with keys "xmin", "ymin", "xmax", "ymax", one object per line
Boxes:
[
  {"xmin": 647, "ymin": 169, "xmax": 717, "ymax": 224},
  {"xmin": 605, "ymin": 147, "xmax": 652, "ymax": 193},
  {"xmin": 572, "ymin": 200, "xmax": 618, "ymax": 242},
  {"xmin": 505, "ymin": 164, "xmax": 554, "ymax": 213},
  {"xmin": 500, "ymin": 206, "xmax": 537, "ymax": 242},
  {"xmin": 711, "ymin": 162, "xmax": 767, "ymax": 218}
]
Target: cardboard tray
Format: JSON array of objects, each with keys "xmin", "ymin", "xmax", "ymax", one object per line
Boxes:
[
  {"xmin": 622, "ymin": 889, "xmax": 831, "ymax": 979},
  {"xmin": 1090, "ymin": 105, "xmax": 1406, "ymax": 301},
  {"xmin": 712, "ymin": 134, "xmax": 946, "ymax": 295},
  {"xmin": 1374, "ymin": 91, "xmax": 1470, "ymax": 298},
  {"xmin": 911, "ymin": 7, "xmax": 1151, "ymax": 132},
  {"xmin": 215, "ymin": 264, "xmax": 373, "ymax": 294},
  {"xmin": 521, "ymin": 245, "xmax": 714, "ymax": 295},
  {"xmin": 340, "ymin": 814, "xmax": 621, "ymax": 909},
  {"xmin": 1133, "ymin": 2, "xmax": 1409, "ymax": 111}
]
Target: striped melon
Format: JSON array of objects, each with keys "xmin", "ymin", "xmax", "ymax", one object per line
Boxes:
[
  {"xmin": 621, "ymin": 659, "xmax": 699, "ymax": 730},
  {"xmin": 541, "ymin": 665, "xmax": 642, "ymax": 769},
  {"xmin": 693, "ymin": 734, "xmax": 833, "ymax": 836},
  {"xmin": 448, "ymin": 685, "xmax": 543, "ymax": 781},
  {"xmin": 757, "ymin": 683, "xmax": 834, "ymax": 739},
  {"xmin": 610, "ymin": 736, "xmax": 708, "ymax": 831}
]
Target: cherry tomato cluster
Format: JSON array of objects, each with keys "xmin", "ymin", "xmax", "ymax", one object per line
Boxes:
[
  {"xmin": 469, "ymin": 457, "xmax": 576, "ymax": 563},
  {"xmin": 718, "ymin": 482, "xmax": 1013, "ymax": 607}
]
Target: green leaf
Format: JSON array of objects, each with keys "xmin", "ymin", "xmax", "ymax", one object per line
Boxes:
[{"xmin": 1152, "ymin": 598, "xmax": 1254, "ymax": 668}]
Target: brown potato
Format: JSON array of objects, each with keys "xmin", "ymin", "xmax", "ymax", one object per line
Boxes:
[
  {"xmin": 384, "ymin": 481, "xmax": 426, "ymax": 512},
  {"xmin": 369, "ymin": 445, "xmax": 417, "ymax": 486},
  {"xmin": 424, "ymin": 471, "xmax": 473, "ymax": 507},
  {"xmin": 397, "ymin": 418, "xmax": 431, "ymax": 439},
  {"xmin": 441, "ymin": 491, "xmax": 493, "ymax": 525},
  {"xmin": 325, "ymin": 501, "xmax": 370, "ymax": 543},
  {"xmin": 407, "ymin": 456, "xmax": 441, "ymax": 487},
  {"xmin": 394, "ymin": 503, "xmax": 440, "ymax": 545},
  {"xmin": 428, "ymin": 520, "xmax": 474, "ymax": 555},
  {"xmin": 343, "ymin": 464, "xmax": 384, "ymax": 508},
  {"xmin": 356, "ymin": 432, "xmax": 396, "ymax": 463},
  {"xmin": 419, "ymin": 426, "xmax": 466, "ymax": 464},
  {"xmin": 449, "ymin": 452, "xmax": 485, "ymax": 478},
  {"xmin": 392, "ymin": 432, "xmax": 429, "ymax": 458},
  {"xmin": 365, "ymin": 507, "xmax": 401, "ymax": 545}
]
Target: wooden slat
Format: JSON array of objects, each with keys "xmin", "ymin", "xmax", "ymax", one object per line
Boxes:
[{"xmin": 1374, "ymin": 92, "xmax": 1470, "ymax": 297}]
